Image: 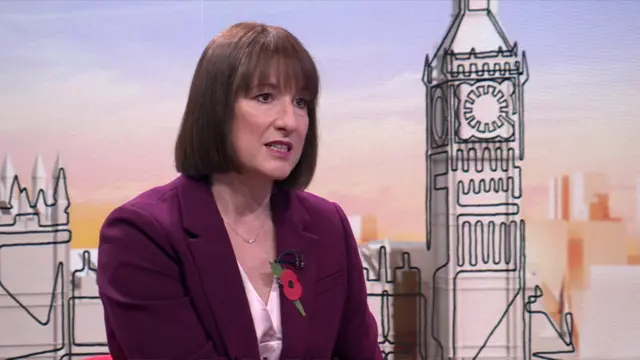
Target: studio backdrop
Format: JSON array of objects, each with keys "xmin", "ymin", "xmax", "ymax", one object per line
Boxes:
[{"xmin": 1, "ymin": 1, "xmax": 639, "ymax": 359}]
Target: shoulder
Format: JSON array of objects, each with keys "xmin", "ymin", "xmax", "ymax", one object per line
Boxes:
[
  {"xmin": 100, "ymin": 177, "xmax": 183, "ymax": 238},
  {"xmin": 288, "ymin": 189, "xmax": 350, "ymax": 234},
  {"xmin": 291, "ymin": 189, "xmax": 338, "ymax": 214},
  {"xmin": 291, "ymin": 189, "xmax": 343, "ymax": 216}
]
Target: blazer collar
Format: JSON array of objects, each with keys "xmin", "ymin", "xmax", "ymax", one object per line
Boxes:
[
  {"xmin": 176, "ymin": 175, "xmax": 318, "ymax": 359},
  {"xmin": 270, "ymin": 183, "xmax": 318, "ymax": 358}
]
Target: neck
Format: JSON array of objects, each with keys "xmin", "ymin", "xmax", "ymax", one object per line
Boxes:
[{"xmin": 211, "ymin": 173, "xmax": 273, "ymax": 222}]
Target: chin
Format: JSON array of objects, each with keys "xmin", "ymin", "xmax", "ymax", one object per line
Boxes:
[
  {"xmin": 261, "ymin": 165, "xmax": 294, "ymax": 181},
  {"xmin": 267, "ymin": 170, "xmax": 292, "ymax": 181}
]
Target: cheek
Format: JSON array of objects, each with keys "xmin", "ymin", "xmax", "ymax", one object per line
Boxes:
[
  {"xmin": 235, "ymin": 111, "xmax": 265, "ymax": 140},
  {"xmin": 295, "ymin": 117, "xmax": 310, "ymax": 156},
  {"xmin": 230, "ymin": 114, "xmax": 262, "ymax": 160},
  {"xmin": 298, "ymin": 114, "xmax": 310, "ymax": 138}
]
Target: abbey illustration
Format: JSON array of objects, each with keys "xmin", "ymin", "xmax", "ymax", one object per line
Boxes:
[{"xmin": 0, "ymin": 153, "xmax": 108, "ymax": 359}]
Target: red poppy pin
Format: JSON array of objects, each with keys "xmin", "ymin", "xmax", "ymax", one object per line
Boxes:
[{"xmin": 270, "ymin": 261, "xmax": 306, "ymax": 316}]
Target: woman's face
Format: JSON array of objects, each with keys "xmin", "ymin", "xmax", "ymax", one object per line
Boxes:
[{"xmin": 231, "ymin": 77, "xmax": 310, "ymax": 182}]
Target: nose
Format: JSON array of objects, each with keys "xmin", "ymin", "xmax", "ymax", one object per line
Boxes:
[{"xmin": 274, "ymin": 99, "xmax": 298, "ymax": 134}]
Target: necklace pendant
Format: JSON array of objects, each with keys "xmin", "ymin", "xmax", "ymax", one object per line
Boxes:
[{"xmin": 246, "ymin": 238, "xmax": 256, "ymax": 244}]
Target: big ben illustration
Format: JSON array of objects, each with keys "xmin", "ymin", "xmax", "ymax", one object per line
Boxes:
[{"xmin": 424, "ymin": 0, "xmax": 529, "ymax": 359}]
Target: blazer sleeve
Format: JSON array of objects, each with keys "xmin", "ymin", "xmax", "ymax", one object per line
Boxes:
[
  {"xmin": 331, "ymin": 203, "xmax": 384, "ymax": 360},
  {"xmin": 97, "ymin": 204, "xmax": 219, "ymax": 360}
]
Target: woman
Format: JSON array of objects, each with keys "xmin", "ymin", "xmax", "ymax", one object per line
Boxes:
[{"xmin": 97, "ymin": 22, "xmax": 383, "ymax": 360}]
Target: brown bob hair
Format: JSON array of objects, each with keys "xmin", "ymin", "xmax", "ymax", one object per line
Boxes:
[{"xmin": 174, "ymin": 22, "xmax": 320, "ymax": 190}]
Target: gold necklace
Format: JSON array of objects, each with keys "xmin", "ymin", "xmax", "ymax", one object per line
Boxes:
[{"xmin": 223, "ymin": 216, "xmax": 269, "ymax": 244}]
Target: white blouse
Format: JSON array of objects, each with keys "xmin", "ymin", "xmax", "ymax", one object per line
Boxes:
[{"xmin": 237, "ymin": 263, "xmax": 283, "ymax": 360}]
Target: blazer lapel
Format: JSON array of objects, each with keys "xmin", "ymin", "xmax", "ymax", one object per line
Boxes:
[
  {"xmin": 177, "ymin": 176, "xmax": 260, "ymax": 359},
  {"xmin": 271, "ymin": 188, "xmax": 318, "ymax": 359}
]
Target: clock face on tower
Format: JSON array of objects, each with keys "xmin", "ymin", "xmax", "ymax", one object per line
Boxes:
[
  {"xmin": 455, "ymin": 81, "xmax": 516, "ymax": 142},
  {"xmin": 431, "ymin": 86, "xmax": 448, "ymax": 147}
]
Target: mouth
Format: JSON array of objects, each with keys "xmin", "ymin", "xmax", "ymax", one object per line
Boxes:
[{"xmin": 265, "ymin": 140, "xmax": 293, "ymax": 153}]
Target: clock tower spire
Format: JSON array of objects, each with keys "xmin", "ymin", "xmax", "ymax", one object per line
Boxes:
[{"xmin": 423, "ymin": 0, "xmax": 529, "ymax": 359}]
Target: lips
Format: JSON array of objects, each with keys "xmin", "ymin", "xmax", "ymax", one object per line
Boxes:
[{"xmin": 265, "ymin": 140, "xmax": 292, "ymax": 152}]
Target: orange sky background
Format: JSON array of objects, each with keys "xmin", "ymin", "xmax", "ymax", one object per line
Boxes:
[
  {"xmin": 2, "ymin": 1, "xmax": 640, "ymax": 248},
  {"xmin": 4, "ymin": 123, "xmax": 640, "ymax": 250},
  {"xmin": 3, "ymin": 63, "xmax": 640, "ymax": 248}
]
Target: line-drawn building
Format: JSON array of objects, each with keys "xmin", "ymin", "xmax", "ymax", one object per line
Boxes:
[
  {"xmin": 424, "ymin": 0, "xmax": 529, "ymax": 358},
  {"xmin": 0, "ymin": 153, "xmax": 108, "ymax": 360},
  {"xmin": 423, "ymin": 1, "xmax": 580, "ymax": 359},
  {"xmin": 360, "ymin": 240, "xmax": 429, "ymax": 359}
]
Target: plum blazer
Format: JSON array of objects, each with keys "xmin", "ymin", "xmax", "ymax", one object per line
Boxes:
[{"xmin": 97, "ymin": 175, "xmax": 383, "ymax": 360}]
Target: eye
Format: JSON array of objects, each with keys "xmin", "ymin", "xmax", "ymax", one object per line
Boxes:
[
  {"xmin": 293, "ymin": 98, "xmax": 308, "ymax": 110},
  {"xmin": 255, "ymin": 93, "xmax": 274, "ymax": 103}
]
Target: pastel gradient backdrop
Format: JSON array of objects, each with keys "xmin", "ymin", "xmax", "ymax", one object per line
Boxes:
[
  {"xmin": 2, "ymin": 0, "xmax": 640, "ymax": 310},
  {"xmin": 2, "ymin": 0, "xmax": 639, "ymax": 245},
  {"xmin": 2, "ymin": 0, "xmax": 640, "ymax": 355}
]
